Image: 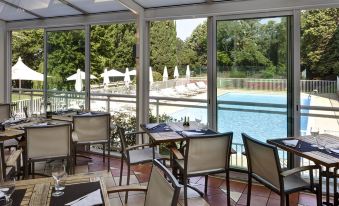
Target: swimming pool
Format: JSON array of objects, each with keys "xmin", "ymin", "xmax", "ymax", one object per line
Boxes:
[{"xmin": 171, "ymin": 92, "xmax": 310, "ymax": 144}]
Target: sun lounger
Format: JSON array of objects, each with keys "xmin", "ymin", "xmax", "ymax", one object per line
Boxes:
[
  {"xmin": 187, "ymin": 83, "xmax": 204, "ymax": 93},
  {"xmin": 196, "ymin": 81, "xmax": 207, "ymax": 90},
  {"xmin": 175, "ymin": 85, "xmax": 195, "ymax": 96},
  {"xmin": 161, "ymin": 88, "xmax": 179, "ymax": 97}
]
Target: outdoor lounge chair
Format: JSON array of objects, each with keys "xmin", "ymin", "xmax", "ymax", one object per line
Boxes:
[
  {"xmin": 242, "ymin": 133, "xmax": 321, "ymax": 206},
  {"xmin": 161, "ymin": 88, "xmax": 179, "ymax": 97},
  {"xmin": 72, "ymin": 112, "xmax": 111, "ymax": 171},
  {"xmin": 171, "ymin": 132, "xmax": 233, "ymax": 206},
  {"xmin": 187, "ymin": 83, "xmax": 204, "ymax": 93},
  {"xmin": 196, "ymin": 81, "xmax": 207, "ymax": 90},
  {"xmin": 108, "ymin": 159, "xmax": 181, "ymax": 206},
  {"xmin": 175, "ymin": 85, "xmax": 195, "ymax": 96},
  {"xmin": 117, "ymin": 126, "xmax": 165, "ymax": 203},
  {"xmin": 24, "ymin": 123, "xmax": 73, "ymax": 178}
]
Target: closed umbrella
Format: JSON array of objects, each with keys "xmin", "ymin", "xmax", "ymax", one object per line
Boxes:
[
  {"xmin": 174, "ymin": 66, "xmax": 179, "ymax": 79},
  {"xmin": 75, "ymin": 69, "xmax": 83, "ymax": 92},
  {"xmin": 124, "ymin": 68, "xmax": 131, "ymax": 87},
  {"xmin": 103, "ymin": 68, "xmax": 110, "ymax": 89},
  {"xmin": 186, "ymin": 65, "xmax": 191, "ymax": 83},
  {"xmin": 163, "ymin": 66, "xmax": 168, "ymax": 82}
]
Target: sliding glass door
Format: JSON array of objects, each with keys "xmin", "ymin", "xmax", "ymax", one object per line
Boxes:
[
  {"xmin": 216, "ymin": 16, "xmax": 291, "ymax": 167},
  {"xmin": 46, "ymin": 28, "xmax": 86, "ymax": 112}
]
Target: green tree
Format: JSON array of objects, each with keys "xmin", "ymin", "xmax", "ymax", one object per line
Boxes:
[{"xmin": 301, "ymin": 8, "xmax": 339, "ymax": 79}]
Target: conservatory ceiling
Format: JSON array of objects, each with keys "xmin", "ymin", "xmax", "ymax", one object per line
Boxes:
[{"xmin": 0, "ymin": 0, "xmax": 229, "ymax": 21}]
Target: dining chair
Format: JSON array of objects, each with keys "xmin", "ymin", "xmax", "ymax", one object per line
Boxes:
[
  {"xmin": 72, "ymin": 112, "xmax": 111, "ymax": 171},
  {"xmin": 242, "ymin": 133, "xmax": 322, "ymax": 206},
  {"xmin": 0, "ymin": 104, "xmax": 10, "ymax": 122},
  {"xmin": 171, "ymin": 132, "xmax": 233, "ymax": 206},
  {"xmin": 117, "ymin": 125, "xmax": 165, "ymax": 203},
  {"xmin": 107, "ymin": 159, "xmax": 181, "ymax": 206},
  {"xmin": 24, "ymin": 123, "xmax": 73, "ymax": 179}
]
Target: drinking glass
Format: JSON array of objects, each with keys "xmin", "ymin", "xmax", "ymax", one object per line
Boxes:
[
  {"xmin": 195, "ymin": 115, "xmax": 202, "ymax": 130},
  {"xmin": 0, "ymin": 177, "xmax": 16, "ymax": 204},
  {"xmin": 310, "ymin": 127, "xmax": 322, "ymax": 149},
  {"xmin": 51, "ymin": 164, "xmax": 67, "ymax": 197}
]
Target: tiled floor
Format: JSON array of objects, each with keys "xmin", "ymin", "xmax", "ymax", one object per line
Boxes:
[{"xmin": 64, "ymin": 153, "xmax": 322, "ymax": 206}]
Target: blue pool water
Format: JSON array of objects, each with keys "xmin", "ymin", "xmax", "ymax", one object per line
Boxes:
[{"xmin": 171, "ymin": 93, "xmax": 310, "ymax": 144}]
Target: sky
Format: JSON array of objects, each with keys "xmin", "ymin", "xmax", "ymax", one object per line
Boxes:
[{"xmin": 175, "ymin": 18, "xmax": 206, "ymax": 41}]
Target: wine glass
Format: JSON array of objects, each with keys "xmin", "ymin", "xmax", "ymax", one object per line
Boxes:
[
  {"xmin": 0, "ymin": 177, "xmax": 16, "ymax": 204},
  {"xmin": 51, "ymin": 164, "xmax": 67, "ymax": 197},
  {"xmin": 195, "ymin": 115, "xmax": 202, "ymax": 130},
  {"xmin": 310, "ymin": 127, "xmax": 322, "ymax": 149}
]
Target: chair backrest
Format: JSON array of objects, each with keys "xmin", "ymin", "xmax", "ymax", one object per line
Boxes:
[
  {"xmin": 242, "ymin": 133, "xmax": 282, "ymax": 190},
  {"xmin": 117, "ymin": 126, "xmax": 129, "ymax": 160},
  {"xmin": 25, "ymin": 123, "xmax": 71, "ymax": 159},
  {"xmin": 0, "ymin": 104, "xmax": 10, "ymax": 122},
  {"xmin": 73, "ymin": 112, "xmax": 110, "ymax": 142},
  {"xmin": 144, "ymin": 159, "xmax": 181, "ymax": 206},
  {"xmin": 185, "ymin": 132, "xmax": 233, "ymax": 174}
]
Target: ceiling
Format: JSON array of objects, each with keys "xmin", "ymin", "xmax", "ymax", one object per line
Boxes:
[{"xmin": 0, "ymin": 0, "xmax": 221, "ymax": 21}]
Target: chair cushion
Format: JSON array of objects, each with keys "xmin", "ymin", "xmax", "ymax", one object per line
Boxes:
[
  {"xmin": 283, "ymin": 173, "xmax": 310, "ymax": 193},
  {"xmin": 175, "ymin": 159, "xmax": 225, "ymax": 175},
  {"xmin": 129, "ymin": 148, "xmax": 162, "ymax": 164}
]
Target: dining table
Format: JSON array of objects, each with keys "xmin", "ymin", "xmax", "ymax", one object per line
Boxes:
[
  {"xmin": 268, "ymin": 134, "xmax": 339, "ymax": 206},
  {"xmin": 11, "ymin": 170, "xmax": 111, "ymax": 206}
]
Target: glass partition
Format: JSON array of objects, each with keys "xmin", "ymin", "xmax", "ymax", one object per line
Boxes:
[
  {"xmin": 11, "ymin": 29, "xmax": 44, "ymax": 117},
  {"xmin": 216, "ymin": 16, "xmax": 290, "ymax": 168},
  {"xmin": 149, "ymin": 18, "xmax": 208, "ymax": 125},
  {"xmin": 46, "ymin": 29, "xmax": 86, "ymax": 112}
]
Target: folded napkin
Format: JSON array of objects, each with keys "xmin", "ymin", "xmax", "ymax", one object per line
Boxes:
[
  {"xmin": 145, "ymin": 123, "xmax": 159, "ymax": 130},
  {"xmin": 34, "ymin": 122, "xmax": 49, "ymax": 126},
  {"xmin": 65, "ymin": 189, "xmax": 102, "ymax": 206},
  {"xmin": 81, "ymin": 112, "xmax": 92, "ymax": 116},
  {"xmin": 282, "ymin": 140, "xmax": 299, "ymax": 147},
  {"xmin": 182, "ymin": 131, "xmax": 204, "ymax": 137}
]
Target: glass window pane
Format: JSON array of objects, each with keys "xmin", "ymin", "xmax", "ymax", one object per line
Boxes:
[
  {"xmin": 11, "ymin": 29, "xmax": 44, "ymax": 117},
  {"xmin": 0, "ymin": 2, "xmax": 36, "ymax": 21},
  {"xmin": 149, "ymin": 18, "xmax": 208, "ymax": 126},
  {"xmin": 216, "ymin": 17, "xmax": 289, "ymax": 168},
  {"xmin": 47, "ymin": 29, "xmax": 86, "ymax": 112},
  {"xmin": 67, "ymin": 0, "xmax": 127, "ymax": 13}
]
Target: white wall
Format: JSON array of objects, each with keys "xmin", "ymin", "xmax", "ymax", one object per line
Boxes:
[{"xmin": 0, "ymin": 21, "xmax": 6, "ymax": 103}]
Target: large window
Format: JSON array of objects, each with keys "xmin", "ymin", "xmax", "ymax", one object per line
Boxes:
[
  {"xmin": 11, "ymin": 29, "xmax": 44, "ymax": 117},
  {"xmin": 149, "ymin": 18, "xmax": 208, "ymax": 124},
  {"xmin": 299, "ymin": 9, "xmax": 339, "ymax": 136},
  {"xmin": 216, "ymin": 16, "xmax": 290, "ymax": 167},
  {"xmin": 46, "ymin": 29, "xmax": 86, "ymax": 112}
]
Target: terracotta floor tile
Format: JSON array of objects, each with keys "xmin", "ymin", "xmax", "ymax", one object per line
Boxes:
[
  {"xmin": 196, "ymin": 176, "xmax": 225, "ymax": 188},
  {"xmin": 243, "ymin": 184, "xmax": 271, "ymax": 198},
  {"xmin": 204, "ymin": 193, "xmax": 235, "ymax": 206},
  {"xmin": 237, "ymin": 193, "xmax": 268, "ymax": 206},
  {"xmin": 298, "ymin": 193, "xmax": 318, "ymax": 206}
]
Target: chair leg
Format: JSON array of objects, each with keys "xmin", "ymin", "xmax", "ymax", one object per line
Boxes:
[
  {"xmin": 32, "ymin": 162, "xmax": 35, "ymax": 179},
  {"xmin": 107, "ymin": 142, "xmax": 110, "ymax": 172},
  {"xmin": 204, "ymin": 175, "xmax": 208, "ymax": 195},
  {"xmin": 280, "ymin": 193, "xmax": 286, "ymax": 206},
  {"xmin": 285, "ymin": 194, "xmax": 289, "ymax": 206},
  {"xmin": 125, "ymin": 164, "xmax": 131, "ymax": 203},
  {"xmin": 226, "ymin": 170, "xmax": 231, "ymax": 206},
  {"xmin": 74, "ymin": 144, "xmax": 77, "ymax": 166},
  {"xmin": 102, "ymin": 143, "xmax": 105, "ymax": 163},
  {"xmin": 316, "ymin": 185, "xmax": 322, "ymax": 206},
  {"xmin": 247, "ymin": 173, "xmax": 252, "ymax": 206},
  {"xmin": 119, "ymin": 157, "xmax": 123, "ymax": 186},
  {"xmin": 184, "ymin": 175, "xmax": 188, "ymax": 206}
]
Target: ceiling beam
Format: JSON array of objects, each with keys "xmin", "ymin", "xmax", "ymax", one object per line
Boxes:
[
  {"xmin": 0, "ymin": 0, "xmax": 43, "ymax": 19},
  {"xmin": 58, "ymin": 0, "xmax": 89, "ymax": 15},
  {"xmin": 117, "ymin": 0, "xmax": 144, "ymax": 14}
]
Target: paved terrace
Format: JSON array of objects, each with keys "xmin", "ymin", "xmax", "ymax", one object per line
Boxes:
[{"xmin": 25, "ymin": 152, "xmax": 323, "ymax": 206}]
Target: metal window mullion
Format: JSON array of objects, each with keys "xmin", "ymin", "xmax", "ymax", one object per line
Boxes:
[
  {"xmin": 85, "ymin": 25, "xmax": 91, "ymax": 111},
  {"xmin": 43, "ymin": 29, "xmax": 48, "ymax": 113},
  {"xmin": 5, "ymin": 29, "xmax": 11, "ymax": 103},
  {"xmin": 207, "ymin": 16, "xmax": 217, "ymax": 131}
]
